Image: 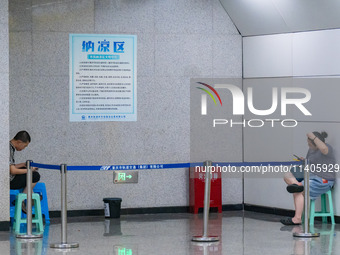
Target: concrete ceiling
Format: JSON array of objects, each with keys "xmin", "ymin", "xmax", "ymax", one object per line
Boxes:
[{"xmin": 219, "ymin": 0, "xmax": 340, "ymax": 36}]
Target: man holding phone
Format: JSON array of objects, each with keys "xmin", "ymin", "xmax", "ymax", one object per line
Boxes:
[{"xmin": 9, "ymin": 131, "xmax": 40, "ymax": 213}]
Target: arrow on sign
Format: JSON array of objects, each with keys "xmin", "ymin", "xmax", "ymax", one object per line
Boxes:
[{"xmin": 126, "ymin": 175, "xmax": 132, "ymax": 179}]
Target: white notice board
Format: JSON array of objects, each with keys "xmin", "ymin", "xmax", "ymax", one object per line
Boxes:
[{"xmin": 69, "ymin": 34, "xmax": 137, "ymax": 122}]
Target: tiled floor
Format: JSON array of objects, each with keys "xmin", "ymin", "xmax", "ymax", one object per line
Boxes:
[{"xmin": 0, "ymin": 211, "xmax": 338, "ymax": 255}]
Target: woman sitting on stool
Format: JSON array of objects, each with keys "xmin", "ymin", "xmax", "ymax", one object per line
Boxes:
[{"xmin": 281, "ymin": 131, "xmax": 335, "ymax": 225}]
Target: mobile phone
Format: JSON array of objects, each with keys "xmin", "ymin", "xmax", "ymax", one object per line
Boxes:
[{"xmin": 293, "ymin": 154, "xmax": 301, "ymax": 160}]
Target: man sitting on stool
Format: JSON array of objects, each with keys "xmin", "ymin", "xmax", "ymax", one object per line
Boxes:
[{"xmin": 9, "ymin": 130, "xmax": 40, "ymax": 213}]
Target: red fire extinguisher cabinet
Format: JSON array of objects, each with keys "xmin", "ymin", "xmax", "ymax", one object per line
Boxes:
[{"xmin": 189, "ymin": 166, "xmax": 222, "ymax": 214}]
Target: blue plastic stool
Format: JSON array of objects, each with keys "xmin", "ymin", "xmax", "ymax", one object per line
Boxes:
[
  {"xmin": 10, "ymin": 183, "xmax": 50, "ymax": 225},
  {"xmin": 33, "ymin": 183, "xmax": 50, "ymax": 224},
  {"xmin": 10, "ymin": 189, "xmax": 23, "ymax": 224},
  {"xmin": 310, "ymin": 189, "xmax": 335, "ymax": 225},
  {"xmin": 13, "ymin": 193, "xmax": 44, "ymax": 234}
]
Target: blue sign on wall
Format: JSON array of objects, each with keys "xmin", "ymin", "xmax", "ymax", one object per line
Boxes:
[{"xmin": 69, "ymin": 34, "xmax": 137, "ymax": 122}]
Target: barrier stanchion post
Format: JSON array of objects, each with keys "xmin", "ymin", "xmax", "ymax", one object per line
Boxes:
[
  {"xmin": 293, "ymin": 159, "xmax": 320, "ymax": 238},
  {"xmin": 192, "ymin": 161, "xmax": 219, "ymax": 242},
  {"xmin": 50, "ymin": 164, "xmax": 79, "ymax": 249},
  {"xmin": 17, "ymin": 160, "xmax": 43, "ymax": 239}
]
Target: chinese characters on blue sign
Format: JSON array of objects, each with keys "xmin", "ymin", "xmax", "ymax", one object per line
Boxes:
[
  {"xmin": 69, "ymin": 34, "xmax": 137, "ymax": 122},
  {"xmin": 82, "ymin": 40, "xmax": 125, "ymax": 53}
]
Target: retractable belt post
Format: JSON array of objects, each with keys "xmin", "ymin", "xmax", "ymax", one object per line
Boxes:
[
  {"xmin": 16, "ymin": 160, "xmax": 43, "ymax": 239},
  {"xmin": 50, "ymin": 164, "xmax": 79, "ymax": 249},
  {"xmin": 293, "ymin": 159, "xmax": 320, "ymax": 238},
  {"xmin": 192, "ymin": 160, "xmax": 219, "ymax": 242}
]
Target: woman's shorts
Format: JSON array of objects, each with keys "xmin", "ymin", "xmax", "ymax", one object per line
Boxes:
[
  {"xmin": 290, "ymin": 165, "xmax": 304, "ymax": 182},
  {"xmin": 301, "ymin": 174, "xmax": 334, "ymax": 200}
]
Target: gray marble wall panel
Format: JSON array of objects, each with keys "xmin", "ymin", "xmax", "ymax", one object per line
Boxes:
[
  {"xmin": 8, "ymin": 0, "xmax": 242, "ymax": 211},
  {"xmin": 155, "ymin": 34, "xmax": 213, "ymax": 77},
  {"xmin": 9, "ymin": 75, "xmax": 34, "ymax": 129},
  {"xmin": 136, "ymin": 33, "xmax": 155, "ymax": 76},
  {"xmin": 95, "ymin": 0, "xmax": 154, "ymax": 33},
  {"xmin": 0, "ymin": 25, "xmax": 9, "ymax": 73},
  {"xmin": 0, "ymin": 76, "xmax": 9, "ymax": 223},
  {"xmin": 32, "ymin": 0, "xmax": 94, "ymax": 32},
  {"xmin": 8, "ymin": 0, "xmax": 32, "ymax": 32},
  {"xmin": 155, "ymin": 0, "xmax": 212, "ymax": 34},
  {"xmin": 32, "ymin": 32, "xmax": 69, "ymax": 76},
  {"xmin": 0, "ymin": 0, "xmax": 9, "ymax": 222},
  {"xmin": 213, "ymin": 35, "xmax": 242, "ymax": 77},
  {"xmin": 9, "ymin": 32, "xmax": 32, "ymax": 76}
]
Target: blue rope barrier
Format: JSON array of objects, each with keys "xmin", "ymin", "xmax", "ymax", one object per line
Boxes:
[
  {"xmin": 31, "ymin": 161, "xmax": 302, "ymax": 171},
  {"xmin": 31, "ymin": 162, "xmax": 60, "ymax": 170}
]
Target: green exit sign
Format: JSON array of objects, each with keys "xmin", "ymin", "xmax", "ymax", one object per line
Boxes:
[
  {"xmin": 114, "ymin": 171, "xmax": 138, "ymax": 184},
  {"xmin": 113, "ymin": 245, "xmax": 137, "ymax": 255}
]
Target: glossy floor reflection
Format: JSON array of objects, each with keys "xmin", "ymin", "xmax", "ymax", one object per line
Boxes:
[{"xmin": 1, "ymin": 211, "xmax": 338, "ymax": 255}]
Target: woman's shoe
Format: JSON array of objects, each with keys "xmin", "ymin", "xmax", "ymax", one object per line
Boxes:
[
  {"xmin": 286, "ymin": 184, "xmax": 304, "ymax": 193},
  {"xmin": 280, "ymin": 217, "xmax": 301, "ymax": 226}
]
